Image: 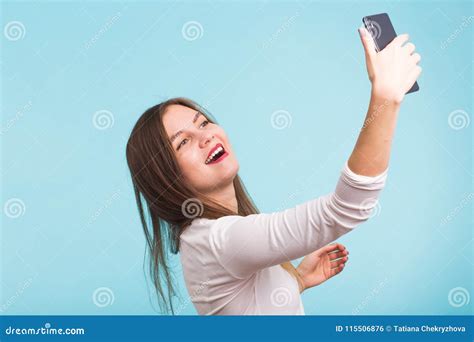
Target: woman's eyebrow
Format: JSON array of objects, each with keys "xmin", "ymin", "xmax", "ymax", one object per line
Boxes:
[{"xmin": 169, "ymin": 111, "xmax": 201, "ymax": 143}]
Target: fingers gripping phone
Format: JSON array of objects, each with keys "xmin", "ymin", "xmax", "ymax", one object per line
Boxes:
[{"xmin": 362, "ymin": 13, "xmax": 419, "ymax": 94}]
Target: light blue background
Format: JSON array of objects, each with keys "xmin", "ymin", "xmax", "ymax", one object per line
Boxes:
[{"xmin": 1, "ymin": 0, "xmax": 472, "ymax": 315}]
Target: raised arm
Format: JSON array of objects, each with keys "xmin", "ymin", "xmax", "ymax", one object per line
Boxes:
[
  {"xmin": 348, "ymin": 27, "xmax": 422, "ymax": 176},
  {"xmin": 208, "ymin": 27, "xmax": 420, "ymax": 280}
]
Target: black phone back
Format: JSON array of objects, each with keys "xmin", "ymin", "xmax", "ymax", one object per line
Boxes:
[{"xmin": 363, "ymin": 13, "xmax": 419, "ymax": 94}]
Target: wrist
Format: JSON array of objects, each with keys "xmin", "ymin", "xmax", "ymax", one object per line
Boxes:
[
  {"xmin": 371, "ymin": 85, "xmax": 404, "ymax": 107},
  {"xmin": 295, "ymin": 266, "xmax": 307, "ymax": 293}
]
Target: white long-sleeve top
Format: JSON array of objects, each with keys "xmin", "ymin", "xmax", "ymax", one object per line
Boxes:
[{"xmin": 179, "ymin": 161, "xmax": 389, "ymax": 315}]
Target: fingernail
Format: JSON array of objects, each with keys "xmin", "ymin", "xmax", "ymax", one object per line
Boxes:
[{"xmin": 358, "ymin": 27, "xmax": 367, "ymax": 37}]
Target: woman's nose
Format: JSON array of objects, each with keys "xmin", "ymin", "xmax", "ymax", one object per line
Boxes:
[{"xmin": 199, "ymin": 132, "xmax": 214, "ymax": 149}]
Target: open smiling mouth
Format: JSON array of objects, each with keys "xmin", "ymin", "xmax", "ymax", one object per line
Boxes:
[{"xmin": 205, "ymin": 144, "xmax": 229, "ymax": 165}]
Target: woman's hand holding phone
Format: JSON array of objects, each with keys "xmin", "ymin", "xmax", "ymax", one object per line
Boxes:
[{"xmin": 358, "ymin": 27, "xmax": 422, "ymax": 104}]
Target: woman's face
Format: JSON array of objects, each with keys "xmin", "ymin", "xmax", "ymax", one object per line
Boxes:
[{"xmin": 163, "ymin": 104, "xmax": 239, "ymax": 194}]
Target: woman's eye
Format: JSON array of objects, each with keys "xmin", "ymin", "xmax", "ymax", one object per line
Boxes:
[
  {"xmin": 176, "ymin": 120, "xmax": 209, "ymax": 151},
  {"xmin": 177, "ymin": 138, "xmax": 188, "ymax": 150}
]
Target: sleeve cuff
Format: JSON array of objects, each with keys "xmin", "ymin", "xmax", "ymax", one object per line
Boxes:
[{"xmin": 340, "ymin": 160, "xmax": 389, "ymax": 190}]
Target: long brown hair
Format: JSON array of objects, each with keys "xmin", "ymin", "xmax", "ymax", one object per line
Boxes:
[{"xmin": 126, "ymin": 97, "xmax": 300, "ymax": 314}]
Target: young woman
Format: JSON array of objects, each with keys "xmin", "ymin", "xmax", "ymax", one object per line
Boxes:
[{"xmin": 126, "ymin": 27, "xmax": 421, "ymax": 315}]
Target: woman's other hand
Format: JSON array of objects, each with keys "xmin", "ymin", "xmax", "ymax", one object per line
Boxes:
[
  {"xmin": 359, "ymin": 26, "xmax": 422, "ymax": 104},
  {"xmin": 296, "ymin": 243, "xmax": 349, "ymax": 292}
]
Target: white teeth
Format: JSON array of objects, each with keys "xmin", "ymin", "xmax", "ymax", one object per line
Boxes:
[
  {"xmin": 205, "ymin": 146, "xmax": 224, "ymax": 164},
  {"xmin": 212, "ymin": 147, "xmax": 222, "ymax": 157}
]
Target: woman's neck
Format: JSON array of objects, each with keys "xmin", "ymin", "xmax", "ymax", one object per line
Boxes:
[{"xmin": 206, "ymin": 182, "xmax": 238, "ymax": 214}]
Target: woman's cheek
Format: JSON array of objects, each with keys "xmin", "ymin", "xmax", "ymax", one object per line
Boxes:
[{"xmin": 183, "ymin": 152, "xmax": 204, "ymax": 170}]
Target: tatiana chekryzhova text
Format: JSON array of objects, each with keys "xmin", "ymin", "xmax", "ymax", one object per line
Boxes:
[{"xmin": 393, "ymin": 325, "xmax": 466, "ymax": 333}]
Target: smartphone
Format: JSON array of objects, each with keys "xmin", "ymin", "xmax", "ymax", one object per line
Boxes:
[{"xmin": 362, "ymin": 13, "xmax": 419, "ymax": 94}]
